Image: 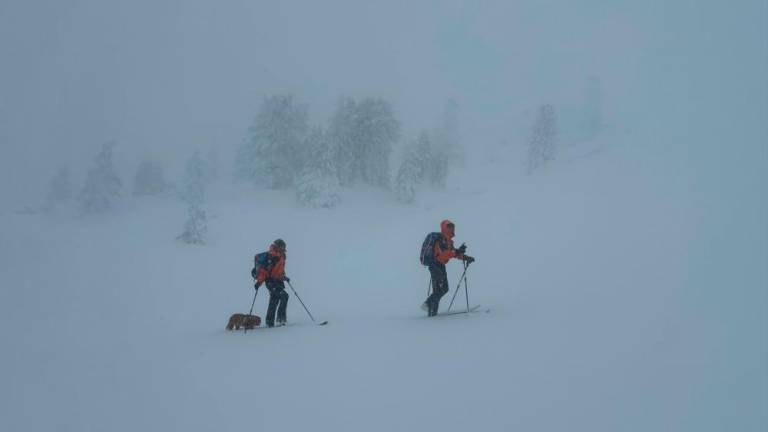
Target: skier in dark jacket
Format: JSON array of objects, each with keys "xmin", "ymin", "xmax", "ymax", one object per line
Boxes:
[
  {"xmin": 421, "ymin": 220, "xmax": 475, "ymax": 317},
  {"xmin": 252, "ymin": 239, "xmax": 290, "ymax": 327}
]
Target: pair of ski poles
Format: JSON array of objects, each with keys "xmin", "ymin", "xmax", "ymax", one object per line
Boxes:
[
  {"xmin": 246, "ymin": 279, "xmax": 321, "ymax": 332},
  {"xmin": 426, "ymin": 260, "xmax": 472, "ymax": 313}
]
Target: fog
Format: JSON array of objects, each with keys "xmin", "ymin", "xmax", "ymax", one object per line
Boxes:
[
  {"xmin": 0, "ymin": 1, "xmax": 766, "ymax": 431},
  {"xmin": 1, "ymin": 0, "xmax": 764, "ymax": 210}
]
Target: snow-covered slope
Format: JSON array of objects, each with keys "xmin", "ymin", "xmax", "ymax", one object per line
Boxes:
[{"xmin": 1, "ymin": 133, "xmax": 765, "ymax": 431}]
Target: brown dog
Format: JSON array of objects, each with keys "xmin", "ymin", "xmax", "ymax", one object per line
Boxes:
[{"xmin": 226, "ymin": 313, "xmax": 261, "ymax": 330}]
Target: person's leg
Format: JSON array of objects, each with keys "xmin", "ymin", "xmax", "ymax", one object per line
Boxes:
[
  {"xmin": 424, "ymin": 266, "xmax": 438, "ymax": 313},
  {"xmin": 426, "ymin": 265, "xmax": 448, "ymax": 316},
  {"xmin": 265, "ymin": 280, "xmax": 279, "ymax": 327},
  {"xmin": 432, "ymin": 265, "xmax": 449, "ymax": 315},
  {"xmin": 275, "ymin": 282, "xmax": 289, "ymax": 324}
]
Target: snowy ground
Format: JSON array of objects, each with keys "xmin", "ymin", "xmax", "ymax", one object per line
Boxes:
[{"xmin": 1, "ymin": 133, "xmax": 765, "ymax": 431}]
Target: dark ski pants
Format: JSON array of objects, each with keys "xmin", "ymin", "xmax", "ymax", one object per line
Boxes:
[
  {"xmin": 425, "ymin": 264, "xmax": 449, "ymax": 316},
  {"xmin": 265, "ymin": 279, "xmax": 289, "ymax": 326}
]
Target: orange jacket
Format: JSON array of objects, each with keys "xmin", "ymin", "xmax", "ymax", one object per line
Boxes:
[
  {"xmin": 433, "ymin": 219, "xmax": 464, "ymax": 265},
  {"xmin": 255, "ymin": 244, "xmax": 286, "ymax": 283}
]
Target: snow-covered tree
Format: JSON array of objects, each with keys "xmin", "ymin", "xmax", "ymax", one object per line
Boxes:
[
  {"xmin": 177, "ymin": 204, "xmax": 207, "ymax": 245},
  {"xmin": 413, "ymin": 130, "xmax": 432, "ymax": 183},
  {"xmin": 132, "ymin": 160, "xmax": 166, "ymax": 197},
  {"xmin": 236, "ymin": 95, "xmax": 309, "ymax": 189},
  {"xmin": 177, "ymin": 152, "xmax": 207, "ymax": 245},
  {"xmin": 44, "ymin": 166, "xmax": 73, "ymax": 210},
  {"xmin": 394, "ymin": 130, "xmax": 446, "ymax": 203},
  {"xmin": 433, "ymin": 99, "xmax": 463, "ymax": 167},
  {"xmin": 330, "ymin": 96, "xmax": 399, "ymax": 188},
  {"xmin": 296, "ymin": 127, "xmax": 342, "ymax": 208},
  {"xmin": 415, "ymin": 130, "xmax": 448, "ymax": 188},
  {"xmin": 78, "ymin": 143, "xmax": 122, "ymax": 214},
  {"xmin": 234, "ymin": 138, "xmax": 259, "ymax": 184},
  {"xmin": 354, "ymin": 98, "xmax": 399, "ymax": 188},
  {"xmin": 527, "ymin": 104, "xmax": 558, "ymax": 174},
  {"xmin": 329, "ymin": 96, "xmax": 358, "ymax": 186},
  {"xmin": 180, "ymin": 151, "xmax": 205, "ymax": 206},
  {"xmin": 395, "ymin": 145, "xmax": 420, "ymax": 204}
]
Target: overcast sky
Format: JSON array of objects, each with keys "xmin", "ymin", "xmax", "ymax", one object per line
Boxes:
[{"xmin": 1, "ymin": 0, "xmax": 765, "ymax": 209}]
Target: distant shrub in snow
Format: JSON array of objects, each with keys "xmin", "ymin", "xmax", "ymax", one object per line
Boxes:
[
  {"xmin": 527, "ymin": 104, "xmax": 558, "ymax": 174},
  {"xmin": 296, "ymin": 127, "xmax": 341, "ymax": 208},
  {"xmin": 78, "ymin": 143, "xmax": 122, "ymax": 214},
  {"xmin": 132, "ymin": 160, "xmax": 167, "ymax": 197},
  {"xmin": 177, "ymin": 152, "xmax": 208, "ymax": 245}
]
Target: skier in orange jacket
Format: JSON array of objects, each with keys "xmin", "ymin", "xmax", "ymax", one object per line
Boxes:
[
  {"xmin": 420, "ymin": 220, "xmax": 475, "ymax": 316},
  {"xmin": 253, "ymin": 239, "xmax": 290, "ymax": 327}
]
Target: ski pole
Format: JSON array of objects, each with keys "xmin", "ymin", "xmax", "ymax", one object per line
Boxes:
[
  {"xmin": 244, "ymin": 286, "xmax": 258, "ymax": 334},
  {"xmin": 286, "ymin": 280, "xmax": 317, "ymax": 323},
  {"xmin": 447, "ymin": 261, "xmax": 470, "ymax": 312},
  {"xmin": 464, "ymin": 260, "xmax": 470, "ymax": 313}
]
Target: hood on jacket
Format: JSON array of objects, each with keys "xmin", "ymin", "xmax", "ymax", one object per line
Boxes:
[
  {"xmin": 268, "ymin": 243, "xmax": 286, "ymax": 257},
  {"xmin": 440, "ymin": 219, "xmax": 455, "ymax": 239}
]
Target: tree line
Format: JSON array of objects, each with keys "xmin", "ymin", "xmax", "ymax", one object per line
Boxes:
[
  {"xmin": 235, "ymin": 94, "xmax": 462, "ymax": 206},
  {"xmin": 39, "ymin": 94, "xmax": 464, "ymax": 244}
]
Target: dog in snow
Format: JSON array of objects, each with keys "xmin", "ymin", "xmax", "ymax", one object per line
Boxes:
[{"xmin": 226, "ymin": 313, "xmax": 261, "ymax": 330}]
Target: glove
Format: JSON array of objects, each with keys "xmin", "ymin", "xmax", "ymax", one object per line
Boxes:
[
  {"xmin": 456, "ymin": 243, "xmax": 467, "ymax": 255},
  {"xmin": 463, "ymin": 255, "xmax": 475, "ymax": 264},
  {"xmin": 283, "ymin": 276, "xmax": 291, "ymax": 283},
  {"xmin": 254, "ymin": 281, "xmax": 262, "ymax": 291}
]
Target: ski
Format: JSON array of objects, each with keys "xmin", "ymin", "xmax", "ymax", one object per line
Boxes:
[
  {"xmin": 435, "ymin": 305, "xmax": 488, "ymax": 316},
  {"xmin": 237, "ymin": 321, "xmax": 328, "ymax": 332}
]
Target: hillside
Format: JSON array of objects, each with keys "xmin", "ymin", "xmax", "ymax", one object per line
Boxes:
[{"xmin": 2, "ymin": 131, "xmax": 765, "ymax": 431}]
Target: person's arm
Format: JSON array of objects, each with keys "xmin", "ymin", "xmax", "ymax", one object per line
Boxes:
[
  {"xmin": 255, "ymin": 266, "xmax": 269, "ymax": 285},
  {"xmin": 434, "ymin": 242, "xmax": 457, "ymax": 264},
  {"xmin": 454, "ymin": 243, "xmax": 467, "ymax": 260}
]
